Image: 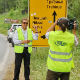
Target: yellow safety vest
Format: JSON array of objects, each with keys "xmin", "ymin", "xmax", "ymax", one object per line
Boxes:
[
  {"xmin": 14, "ymin": 27, "xmax": 33, "ymax": 53},
  {"xmin": 47, "ymin": 31, "xmax": 74, "ymax": 72}
]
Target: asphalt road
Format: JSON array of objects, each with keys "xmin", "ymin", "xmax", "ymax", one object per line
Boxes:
[
  {"xmin": 0, "ymin": 34, "xmax": 10, "ymax": 80},
  {"xmin": 0, "ymin": 34, "xmax": 8, "ymax": 63}
]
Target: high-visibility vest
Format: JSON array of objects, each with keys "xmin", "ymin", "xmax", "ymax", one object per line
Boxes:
[
  {"xmin": 47, "ymin": 31, "xmax": 74, "ymax": 72},
  {"xmin": 14, "ymin": 27, "xmax": 33, "ymax": 53}
]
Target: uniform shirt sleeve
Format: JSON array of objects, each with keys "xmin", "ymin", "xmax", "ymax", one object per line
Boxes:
[
  {"xmin": 74, "ymin": 36, "xmax": 78, "ymax": 46},
  {"xmin": 32, "ymin": 31, "xmax": 38, "ymax": 40},
  {"xmin": 13, "ymin": 30, "xmax": 22, "ymax": 44},
  {"xmin": 45, "ymin": 32, "xmax": 49, "ymax": 39},
  {"xmin": 45, "ymin": 32, "xmax": 78, "ymax": 46}
]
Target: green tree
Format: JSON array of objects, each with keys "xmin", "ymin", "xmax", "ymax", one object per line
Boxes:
[
  {"xmin": 15, "ymin": 0, "xmax": 28, "ymax": 10},
  {"xmin": 0, "ymin": 0, "xmax": 28, "ymax": 14},
  {"xmin": 68, "ymin": 0, "xmax": 80, "ymax": 20}
]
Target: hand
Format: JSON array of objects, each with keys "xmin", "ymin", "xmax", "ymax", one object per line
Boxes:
[
  {"xmin": 21, "ymin": 40, "xmax": 30, "ymax": 44},
  {"xmin": 26, "ymin": 40, "xmax": 30, "ymax": 43},
  {"xmin": 33, "ymin": 25, "xmax": 38, "ymax": 33},
  {"xmin": 72, "ymin": 21, "xmax": 77, "ymax": 36},
  {"xmin": 55, "ymin": 20, "xmax": 58, "ymax": 25},
  {"xmin": 73, "ymin": 21, "xmax": 77, "ymax": 30},
  {"xmin": 33, "ymin": 25, "xmax": 38, "ymax": 31},
  {"xmin": 47, "ymin": 20, "xmax": 58, "ymax": 32}
]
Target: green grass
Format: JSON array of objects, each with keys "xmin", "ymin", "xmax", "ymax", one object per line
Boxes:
[
  {"xmin": 0, "ymin": 9, "xmax": 80, "ymax": 80},
  {"xmin": 30, "ymin": 46, "xmax": 80, "ymax": 80},
  {"xmin": 70, "ymin": 44, "xmax": 80, "ymax": 80},
  {"xmin": 0, "ymin": 10, "xmax": 28, "ymax": 35},
  {"xmin": 3, "ymin": 46, "xmax": 80, "ymax": 80},
  {"xmin": 30, "ymin": 47, "xmax": 49, "ymax": 80}
]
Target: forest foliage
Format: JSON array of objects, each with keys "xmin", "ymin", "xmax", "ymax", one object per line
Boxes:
[
  {"xmin": 68, "ymin": 0, "xmax": 80, "ymax": 21},
  {"xmin": 0, "ymin": 0, "xmax": 28, "ymax": 13},
  {"xmin": 0, "ymin": 0, "xmax": 80, "ymax": 35},
  {"xmin": 0, "ymin": 0, "xmax": 80, "ymax": 20}
]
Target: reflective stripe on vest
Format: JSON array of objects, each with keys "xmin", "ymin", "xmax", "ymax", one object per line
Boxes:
[
  {"xmin": 15, "ymin": 44, "xmax": 32, "ymax": 47},
  {"xmin": 47, "ymin": 31, "xmax": 74, "ymax": 72},
  {"xmin": 48, "ymin": 54, "xmax": 72, "ymax": 62},
  {"xmin": 50, "ymin": 50, "xmax": 71, "ymax": 55}
]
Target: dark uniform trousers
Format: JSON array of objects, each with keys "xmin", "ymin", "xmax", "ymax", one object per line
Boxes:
[
  {"xmin": 46, "ymin": 70, "xmax": 70, "ymax": 80},
  {"xmin": 13, "ymin": 47, "xmax": 30, "ymax": 80}
]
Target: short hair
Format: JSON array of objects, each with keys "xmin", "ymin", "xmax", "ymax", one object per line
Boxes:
[{"xmin": 21, "ymin": 18, "xmax": 28, "ymax": 22}]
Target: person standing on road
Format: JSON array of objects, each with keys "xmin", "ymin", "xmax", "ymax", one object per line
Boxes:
[
  {"xmin": 13, "ymin": 18, "xmax": 38, "ymax": 80},
  {"xmin": 45, "ymin": 18, "xmax": 78, "ymax": 80}
]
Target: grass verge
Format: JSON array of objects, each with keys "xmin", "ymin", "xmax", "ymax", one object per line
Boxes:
[{"xmin": 3, "ymin": 46, "xmax": 80, "ymax": 80}]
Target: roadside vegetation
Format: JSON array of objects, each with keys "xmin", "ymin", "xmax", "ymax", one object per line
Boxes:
[
  {"xmin": 3, "ymin": 46, "xmax": 80, "ymax": 80},
  {"xmin": 0, "ymin": 10, "xmax": 28, "ymax": 35},
  {"xmin": 1, "ymin": 0, "xmax": 80, "ymax": 80},
  {"xmin": 0, "ymin": 0, "xmax": 28, "ymax": 35}
]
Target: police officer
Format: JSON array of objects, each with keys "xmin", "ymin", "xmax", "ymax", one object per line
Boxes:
[
  {"xmin": 13, "ymin": 18, "xmax": 38, "ymax": 80},
  {"xmin": 45, "ymin": 18, "xmax": 78, "ymax": 80}
]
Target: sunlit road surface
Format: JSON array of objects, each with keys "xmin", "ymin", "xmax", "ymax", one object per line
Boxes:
[
  {"xmin": 0, "ymin": 34, "xmax": 7, "ymax": 63},
  {"xmin": 0, "ymin": 34, "xmax": 9, "ymax": 80}
]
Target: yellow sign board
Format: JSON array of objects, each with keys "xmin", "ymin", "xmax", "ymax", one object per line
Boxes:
[{"xmin": 29, "ymin": 0, "xmax": 67, "ymax": 47}]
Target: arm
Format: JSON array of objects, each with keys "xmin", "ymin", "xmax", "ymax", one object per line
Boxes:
[
  {"xmin": 13, "ymin": 30, "xmax": 22, "ymax": 44},
  {"xmin": 45, "ymin": 32, "xmax": 49, "ymax": 39},
  {"xmin": 32, "ymin": 32, "xmax": 38, "ymax": 40},
  {"xmin": 72, "ymin": 21, "xmax": 78, "ymax": 46},
  {"xmin": 75, "ymin": 36, "xmax": 78, "ymax": 46},
  {"xmin": 13, "ymin": 30, "xmax": 30, "ymax": 44},
  {"xmin": 47, "ymin": 20, "xmax": 58, "ymax": 32},
  {"xmin": 20, "ymin": 40, "xmax": 30, "ymax": 44},
  {"xmin": 32, "ymin": 25, "xmax": 38, "ymax": 40},
  {"xmin": 45, "ymin": 20, "xmax": 58, "ymax": 39},
  {"xmin": 72, "ymin": 21, "xmax": 77, "ymax": 36},
  {"xmin": 72, "ymin": 21, "xmax": 78, "ymax": 41}
]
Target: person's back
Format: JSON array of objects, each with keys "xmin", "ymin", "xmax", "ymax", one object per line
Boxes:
[
  {"xmin": 46, "ymin": 17, "xmax": 78, "ymax": 80},
  {"xmin": 48, "ymin": 31, "xmax": 74, "ymax": 52},
  {"xmin": 48, "ymin": 30, "xmax": 74, "ymax": 72}
]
